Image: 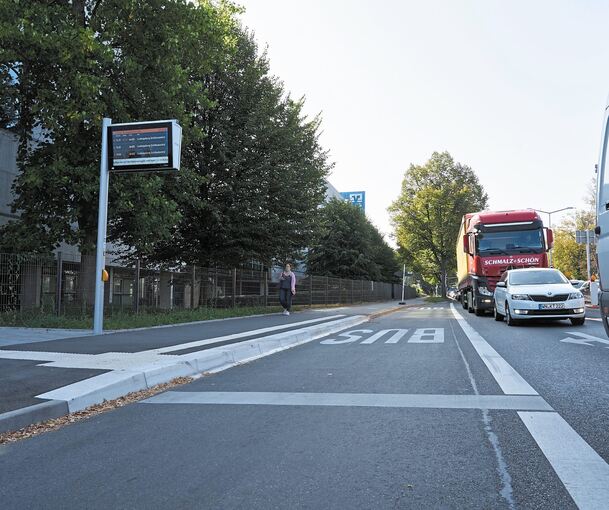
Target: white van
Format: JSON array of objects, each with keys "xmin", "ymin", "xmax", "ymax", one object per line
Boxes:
[{"xmin": 595, "ymin": 94, "xmax": 609, "ymax": 335}]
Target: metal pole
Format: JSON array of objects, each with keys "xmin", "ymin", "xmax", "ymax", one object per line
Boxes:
[
  {"xmin": 134, "ymin": 258, "xmax": 141, "ymax": 314},
  {"xmin": 93, "ymin": 117, "xmax": 111, "ymax": 335},
  {"xmin": 401, "ymin": 264, "xmax": 406, "ymax": 303},
  {"xmin": 548, "ymin": 212, "xmax": 552, "ymax": 267},
  {"xmin": 232, "ymin": 268, "xmax": 237, "ymax": 308},
  {"xmin": 309, "ymin": 274, "xmax": 313, "ymax": 307},
  {"xmin": 191, "ymin": 265, "xmax": 196, "ymax": 309},
  {"xmin": 55, "ymin": 252, "xmax": 63, "ymax": 316},
  {"xmin": 586, "ymin": 230, "xmax": 592, "ymax": 280}
]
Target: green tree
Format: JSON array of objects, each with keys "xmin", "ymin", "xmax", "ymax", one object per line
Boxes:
[
  {"xmin": 1, "ymin": 3, "xmax": 330, "ymax": 273},
  {"xmin": 151, "ymin": 29, "xmax": 330, "ymax": 267},
  {"xmin": 552, "ymin": 229, "xmax": 588, "ymax": 279},
  {"xmin": 306, "ymin": 199, "xmax": 396, "ymax": 280},
  {"xmin": 389, "ymin": 151, "xmax": 488, "ymax": 297},
  {"xmin": 0, "ymin": 0, "xmax": 237, "ymax": 260},
  {"xmin": 552, "ymin": 181, "xmax": 598, "ymax": 279}
]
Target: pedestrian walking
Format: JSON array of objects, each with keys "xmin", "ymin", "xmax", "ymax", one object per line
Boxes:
[{"xmin": 279, "ymin": 263, "xmax": 296, "ymax": 315}]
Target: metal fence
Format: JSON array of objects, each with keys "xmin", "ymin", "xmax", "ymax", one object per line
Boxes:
[{"xmin": 0, "ymin": 252, "xmax": 417, "ymax": 316}]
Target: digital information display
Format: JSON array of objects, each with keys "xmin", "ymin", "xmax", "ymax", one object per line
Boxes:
[{"xmin": 108, "ymin": 120, "xmax": 181, "ymax": 173}]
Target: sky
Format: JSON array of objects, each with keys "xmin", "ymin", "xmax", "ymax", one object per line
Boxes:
[{"xmin": 238, "ymin": 0, "xmax": 609, "ymax": 243}]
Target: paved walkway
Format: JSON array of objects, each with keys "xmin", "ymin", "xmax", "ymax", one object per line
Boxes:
[{"xmin": 0, "ymin": 328, "xmax": 93, "ymax": 348}]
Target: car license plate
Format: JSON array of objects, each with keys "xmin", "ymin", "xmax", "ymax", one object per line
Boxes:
[{"xmin": 540, "ymin": 303, "xmax": 565, "ymax": 310}]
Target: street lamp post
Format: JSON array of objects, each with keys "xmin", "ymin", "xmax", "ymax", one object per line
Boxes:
[{"xmin": 534, "ymin": 207, "xmax": 575, "ymax": 266}]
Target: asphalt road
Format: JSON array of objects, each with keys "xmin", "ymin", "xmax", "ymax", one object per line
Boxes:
[{"xmin": 2, "ymin": 302, "xmax": 609, "ymax": 509}]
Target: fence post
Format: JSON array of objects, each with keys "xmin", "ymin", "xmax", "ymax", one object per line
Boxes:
[
  {"xmin": 191, "ymin": 265, "xmax": 196, "ymax": 309},
  {"xmin": 325, "ymin": 276, "xmax": 329, "ymax": 305},
  {"xmin": 264, "ymin": 269, "xmax": 269, "ymax": 307},
  {"xmin": 55, "ymin": 252, "xmax": 63, "ymax": 316},
  {"xmin": 351, "ymin": 279, "xmax": 354, "ymax": 304},
  {"xmin": 309, "ymin": 274, "xmax": 313, "ymax": 307},
  {"xmin": 232, "ymin": 268, "xmax": 237, "ymax": 308},
  {"xmin": 134, "ymin": 258, "xmax": 141, "ymax": 314}
]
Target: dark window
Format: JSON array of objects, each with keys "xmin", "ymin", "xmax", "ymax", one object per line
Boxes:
[{"xmin": 477, "ymin": 229, "xmax": 544, "ymax": 255}]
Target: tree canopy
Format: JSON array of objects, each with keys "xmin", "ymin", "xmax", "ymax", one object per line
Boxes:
[
  {"xmin": 552, "ymin": 180, "xmax": 597, "ymax": 279},
  {"xmin": 306, "ymin": 199, "xmax": 398, "ymax": 281},
  {"xmin": 389, "ymin": 151, "xmax": 488, "ymax": 296},
  {"xmin": 0, "ymin": 0, "xmax": 330, "ymax": 269}
]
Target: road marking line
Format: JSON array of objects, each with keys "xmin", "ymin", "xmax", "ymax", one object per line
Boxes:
[
  {"xmin": 450, "ymin": 303, "xmax": 609, "ymax": 508},
  {"xmin": 519, "ymin": 412, "xmax": 609, "ymax": 509},
  {"xmin": 450, "ymin": 304, "xmax": 538, "ymax": 395},
  {"xmin": 141, "ymin": 391, "xmax": 553, "ymax": 411},
  {"xmin": 319, "ymin": 329, "xmax": 373, "ymax": 345},
  {"xmin": 408, "ymin": 328, "xmax": 444, "ymax": 344},
  {"xmin": 147, "ymin": 315, "xmax": 346, "ymax": 354},
  {"xmin": 360, "ymin": 329, "xmax": 409, "ymax": 344}
]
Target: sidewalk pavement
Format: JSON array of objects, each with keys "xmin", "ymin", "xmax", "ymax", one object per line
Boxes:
[
  {"xmin": 0, "ymin": 299, "xmax": 421, "ymax": 434},
  {"xmin": 0, "ymin": 328, "xmax": 93, "ymax": 348}
]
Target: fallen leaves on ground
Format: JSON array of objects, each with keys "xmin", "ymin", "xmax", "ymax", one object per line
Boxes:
[{"xmin": 0, "ymin": 376, "xmax": 194, "ymax": 445}]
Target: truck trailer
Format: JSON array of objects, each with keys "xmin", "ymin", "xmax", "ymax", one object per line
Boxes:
[{"xmin": 456, "ymin": 209, "xmax": 553, "ymax": 315}]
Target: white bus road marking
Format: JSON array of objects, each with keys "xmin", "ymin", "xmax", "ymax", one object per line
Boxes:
[
  {"xmin": 451, "ymin": 303, "xmax": 609, "ymax": 509},
  {"xmin": 319, "ymin": 328, "xmax": 444, "ymax": 345},
  {"xmin": 319, "ymin": 330, "xmax": 373, "ymax": 345},
  {"xmin": 408, "ymin": 328, "xmax": 444, "ymax": 344},
  {"xmin": 142, "ymin": 391, "xmax": 553, "ymax": 411},
  {"xmin": 360, "ymin": 329, "xmax": 409, "ymax": 344}
]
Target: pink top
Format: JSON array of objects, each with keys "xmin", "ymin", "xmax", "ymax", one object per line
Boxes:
[{"xmin": 281, "ymin": 271, "xmax": 296, "ymax": 292}]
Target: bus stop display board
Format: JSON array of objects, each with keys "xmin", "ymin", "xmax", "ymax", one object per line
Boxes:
[{"xmin": 108, "ymin": 121, "xmax": 181, "ymax": 173}]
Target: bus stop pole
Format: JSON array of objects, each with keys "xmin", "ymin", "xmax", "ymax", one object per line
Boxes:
[{"xmin": 93, "ymin": 117, "xmax": 112, "ymax": 335}]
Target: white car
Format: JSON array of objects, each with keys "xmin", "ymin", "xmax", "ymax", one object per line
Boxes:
[{"xmin": 493, "ymin": 268, "xmax": 585, "ymax": 326}]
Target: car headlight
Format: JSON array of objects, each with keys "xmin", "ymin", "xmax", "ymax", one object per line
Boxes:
[
  {"xmin": 568, "ymin": 292, "xmax": 584, "ymax": 300},
  {"xmin": 479, "ymin": 286, "xmax": 493, "ymax": 296},
  {"xmin": 510, "ymin": 294, "xmax": 530, "ymax": 300}
]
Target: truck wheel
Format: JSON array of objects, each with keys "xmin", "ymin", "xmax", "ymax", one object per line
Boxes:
[
  {"xmin": 505, "ymin": 304, "xmax": 518, "ymax": 327},
  {"xmin": 467, "ymin": 292, "xmax": 474, "ymax": 313},
  {"xmin": 461, "ymin": 293, "xmax": 468, "ymax": 310},
  {"xmin": 570, "ymin": 317, "xmax": 585, "ymax": 326},
  {"xmin": 494, "ymin": 305, "xmax": 504, "ymax": 321}
]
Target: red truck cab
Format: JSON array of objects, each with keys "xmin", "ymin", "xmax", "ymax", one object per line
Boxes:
[{"xmin": 456, "ymin": 209, "xmax": 553, "ymax": 315}]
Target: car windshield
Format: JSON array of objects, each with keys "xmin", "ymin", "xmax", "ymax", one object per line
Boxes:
[
  {"xmin": 509, "ymin": 270, "xmax": 568, "ymax": 285},
  {"xmin": 476, "ymin": 229, "xmax": 544, "ymax": 254}
]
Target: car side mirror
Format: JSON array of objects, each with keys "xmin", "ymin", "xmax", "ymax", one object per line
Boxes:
[
  {"xmin": 545, "ymin": 227, "xmax": 554, "ymax": 250},
  {"xmin": 462, "ymin": 235, "xmax": 470, "ymax": 254},
  {"xmin": 496, "ymin": 281, "xmax": 506, "ymax": 288}
]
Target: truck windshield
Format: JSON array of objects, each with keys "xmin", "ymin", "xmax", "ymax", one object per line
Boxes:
[
  {"xmin": 476, "ymin": 229, "xmax": 544, "ymax": 255},
  {"xmin": 509, "ymin": 270, "xmax": 568, "ymax": 285}
]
